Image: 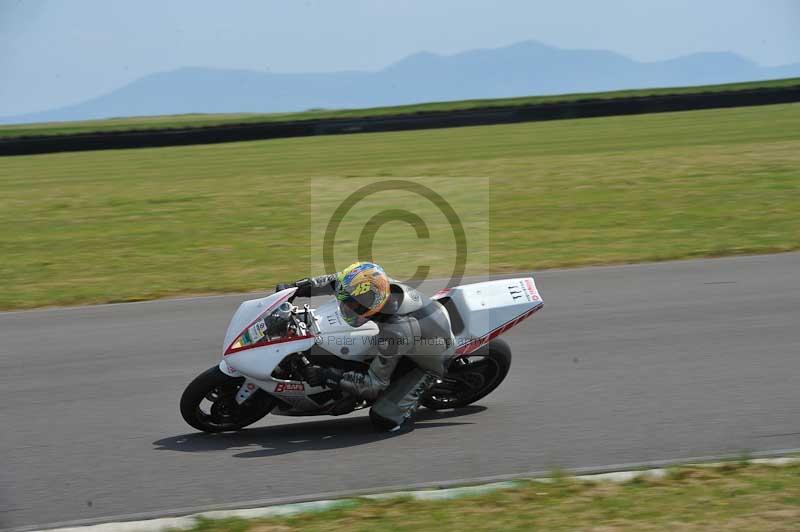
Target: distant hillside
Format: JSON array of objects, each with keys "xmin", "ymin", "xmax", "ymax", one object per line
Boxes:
[{"xmin": 4, "ymin": 40, "xmax": 800, "ymax": 124}]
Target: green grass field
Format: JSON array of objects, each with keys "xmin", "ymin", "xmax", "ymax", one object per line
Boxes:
[
  {"xmin": 185, "ymin": 461, "xmax": 800, "ymax": 531},
  {"xmin": 0, "ymin": 77, "xmax": 798, "ymax": 138},
  {"xmin": 1, "ymin": 103, "xmax": 799, "ymax": 309}
]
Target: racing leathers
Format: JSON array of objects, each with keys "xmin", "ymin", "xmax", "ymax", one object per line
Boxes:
[{"xmin": 291, "ymin": 273, "xmax": 456, "ymax": 429}]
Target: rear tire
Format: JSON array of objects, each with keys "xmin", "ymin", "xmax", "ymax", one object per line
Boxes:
[
  {"xmin": 180, "ymin": 366, "xmax": 275, "ymax": 433},
  {"xmin": 422, "ymin": 338, "xmax": 512, "ymax": 410}
]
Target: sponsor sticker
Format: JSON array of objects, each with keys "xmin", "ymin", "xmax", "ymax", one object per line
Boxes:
[
  {"xmin": 326, "ymin": 311, "xmax": 343, "ymax": 327},
  {"xmin": 247, "ymin": 320, "xmax": 268, "ymax": 343},
  {"xmin": 274, "ymin": 382, "xmax": 306, "ymax": 393},
  {"xmin": 523, "ymin": 278, "xmax": 541, "ymax": 301},
  {"xmin": 505, "ymin": 279, "xmax": 541, "ymax": 303},
  {"xmin": 507, "ymin": 282, "xmax": 527, "ymax": 302}
]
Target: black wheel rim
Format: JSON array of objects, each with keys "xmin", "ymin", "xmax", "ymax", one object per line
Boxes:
[
  {"xmin": 425, "ymin": 355, "xmax": 502, "ymax": 408},
  {"xmin": 194, "ymin": 379, "xmax": 262, "ymax": 431}
]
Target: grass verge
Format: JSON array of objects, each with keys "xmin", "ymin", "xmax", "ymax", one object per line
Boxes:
[
  {"xmin": 1, "ymin": 77, "xmax": 798, "ymax": 138},
  {"xmin": 1, "ymin": 103, "xmax": 799, "ymax": 309},
  {"xmin": 180, "ymin": 461, "xmax": 800, "ymax": 531}
]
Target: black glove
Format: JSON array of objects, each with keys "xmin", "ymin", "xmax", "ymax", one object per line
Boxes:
[
  {"xmin": 305, "ymin": 365, "xmax": 343, "ymax": 388},
  {"xmin": 293, "ymin": 278, "xmax": 313, "ymax": 298},
  {"xmin": 275, "ymin": 279, "xmax": 315, "ymax": 297}
]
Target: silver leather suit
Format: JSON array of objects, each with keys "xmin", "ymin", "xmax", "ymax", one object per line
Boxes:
[{"xmin": 300, "ymin": 273, "xmax": 456, "ymax": 426}]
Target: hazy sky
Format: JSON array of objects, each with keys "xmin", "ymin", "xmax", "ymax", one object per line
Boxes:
[{"xmin": 2, "ymin": 0, "xmax": 799, "ymax": 116}]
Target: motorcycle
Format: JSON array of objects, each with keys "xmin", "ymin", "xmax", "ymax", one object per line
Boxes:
[{"xmin": 180, "ymin": 277, "xmax": 544, "ymax": 433}]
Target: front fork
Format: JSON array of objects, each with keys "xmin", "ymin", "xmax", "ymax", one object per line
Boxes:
[{"xmin": 219, "ymin": 359, "xmax": 261, "ymax": 405}]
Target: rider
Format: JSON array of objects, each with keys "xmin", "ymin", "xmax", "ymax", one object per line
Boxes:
[{"xmin": 276, "ymin": 262, "xmax": 455, "ymax": 431}]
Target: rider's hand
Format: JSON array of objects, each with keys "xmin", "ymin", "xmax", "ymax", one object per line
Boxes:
[
  {"xmin": 293, "ymin": 278, "xmax": 313, "ymax": 298},
  {"xmin": 305, "ymin": 365, "xmax": 343, "ymax": 388},
  {"xmin": 275, "ymin": 279, "xmax": 314, "ymax": 297},
  {"xmin": 305, "ymin": 365, "xmax": 326, "ymax": 387}
]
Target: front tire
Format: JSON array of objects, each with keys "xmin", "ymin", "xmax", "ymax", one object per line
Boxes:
[
  {"xmin": 422, "ymin": 338, "xmax": 512, "ymax": 410},
  {"xmin": 180, "ymin": 366, "xmax": 275, "ymax": 433}
]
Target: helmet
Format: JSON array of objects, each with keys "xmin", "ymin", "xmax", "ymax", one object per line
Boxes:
[{"xmin": 335, "ymin": 262, "xmax": 390, "ymax": 326}]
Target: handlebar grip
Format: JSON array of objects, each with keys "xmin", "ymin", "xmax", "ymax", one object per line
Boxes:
[{"xmin": 293, "ymin": 279, "xmax": 313, "ymax": 298}]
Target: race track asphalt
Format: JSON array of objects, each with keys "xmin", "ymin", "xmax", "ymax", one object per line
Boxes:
[{"xmin": 1, "ymin": 253, "xmax": 799, "ymax": 531}]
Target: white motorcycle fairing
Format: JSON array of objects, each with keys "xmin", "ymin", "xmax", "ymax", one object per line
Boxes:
[
  {"xmin": 219, "ymin": 288, "xmax": 325, "ymax": 412},
  {"xmin": 433, "ymin": 277, "xmax": 543, "ymax": 355},
  {"xmin": 312, "ymin": 298, "xmax": 380, "ymax": 360},
  {"xmin": 220, "ymin": 288, "xmax": 314, "ymax": 377},
  {"xmin": 218, "ymin": 287, "xmax": 379, "ymax": 414},
  {"xmin": 218, "ymin": 277, "xmax": 542, "ymax": 415}
]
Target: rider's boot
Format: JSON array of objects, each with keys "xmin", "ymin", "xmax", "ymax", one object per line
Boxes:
[{"xmin": 370, "ymin": 367, "xmax": 437, "ymax": 432}]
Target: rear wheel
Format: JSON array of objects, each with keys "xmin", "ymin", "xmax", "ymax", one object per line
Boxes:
[
  {"xmin": 422, "ymin": 338, "xmax": 512, "ymax": 410},
  {"xmin": 180, "ymin": 366, "xmax": 276, "ymax": 433}
]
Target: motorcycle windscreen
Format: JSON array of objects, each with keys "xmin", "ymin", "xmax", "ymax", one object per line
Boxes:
[
  {"xmin": 222, "ymin": 288, "xmax": 310, "ymax": 356},
  {"xmin": 221, "ymin": 288, "xmax": 316, "ymax": 379}
]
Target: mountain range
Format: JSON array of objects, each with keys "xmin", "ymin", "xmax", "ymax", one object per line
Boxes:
[{"xmin": 5, "ymin": 40, "xmax": 800, "ymax": 124}]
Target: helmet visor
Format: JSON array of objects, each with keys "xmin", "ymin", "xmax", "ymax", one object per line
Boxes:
[{"xmin": 339, "ymin": 299, "xmax": 369, "ymax": 327}]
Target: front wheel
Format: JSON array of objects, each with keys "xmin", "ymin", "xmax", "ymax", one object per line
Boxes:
[
  {"xmin": 422, "ymin": 338, "xmax": 512, "ymax": 410},
  {"xmin": 180, "ymin": 366, "xmax": 276, "ymax": 433}
]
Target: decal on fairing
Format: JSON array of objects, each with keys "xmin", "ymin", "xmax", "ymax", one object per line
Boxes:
[
  {"xmin": 247, "ymin": 320, "xmax": 268, "ymax": 343},
  {"xmin": 523, "ymin": 278, "xmax": 541, "ymax": 301},
  {"xmin": 506, "ymin": 278, "xmax": 541, "ymax": 303},
  {"xmin": 274, "ymin": 382, "xmax": 305, "ymax": 394},
  {"xmin": 326, "ymin": 311, "xmax": 343, "ymax": 327}
]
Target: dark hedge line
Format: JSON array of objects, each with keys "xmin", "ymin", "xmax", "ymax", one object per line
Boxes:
[{"xmin": 2, "ymin": 85, "xmax": 799, "ymax": 156}]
